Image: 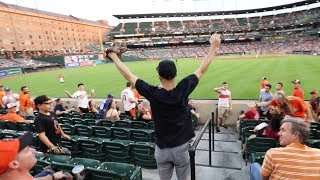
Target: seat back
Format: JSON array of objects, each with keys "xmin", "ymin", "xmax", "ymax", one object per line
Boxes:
[
  {"xmin": 92, "ymin": 126, "xmax": 112, "ymax": 138},
  {"xmin": 131, "ymin": 121, "xmax": 148, "ymax": 129},
  {"xmin": 114, "ymin": 120, "xmax": 131, "ymax": 128},
  {"xmin": 74, "ymin": 124, "xmax": 92, "ymax": 137},
  {"xmin": 111, "ymin": 127, "xmax": 131, "ymax": 140},
  {"xmin": 247, "ymin": 137, "xmax": 277, "ymax": 154}
]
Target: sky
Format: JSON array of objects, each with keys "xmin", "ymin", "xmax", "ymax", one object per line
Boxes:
[{"xmin": 0, "ymin": 0, "xmax": 315, "ymax": 25}]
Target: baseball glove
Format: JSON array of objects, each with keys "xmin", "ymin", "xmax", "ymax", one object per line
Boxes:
[
  {"xmin": 47, "ymin": 146, "xmax": 71, "ymax": 155},
  {"xmin": 105, "ymin": 41, "xmax": 127, "ymax": 59}
]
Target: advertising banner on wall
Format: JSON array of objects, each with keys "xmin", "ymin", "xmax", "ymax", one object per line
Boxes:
[
  {"xmin": 0, "ymin": 68, "xmax": 22, "ymax": 78},
  {"xmin": 64, "ymin": 54, "xmax": 105, "ymax": 68}
]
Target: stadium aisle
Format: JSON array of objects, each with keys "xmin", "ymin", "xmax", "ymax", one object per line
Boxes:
[{"xmin": 141, "ymin": 125, "xmax": 250, "ymax": 180}]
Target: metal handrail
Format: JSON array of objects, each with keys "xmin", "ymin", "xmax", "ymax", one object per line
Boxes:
[{"xmin": 188, "ymin": 112, "xmax": 214, "ymax": 180}]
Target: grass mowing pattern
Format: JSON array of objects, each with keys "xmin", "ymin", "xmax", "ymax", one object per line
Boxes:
[{"xmin": 1, "ymin": 55, "xmax": 319, "ymax": 100}]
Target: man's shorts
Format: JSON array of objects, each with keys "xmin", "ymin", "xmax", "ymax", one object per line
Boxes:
[{"xmin": 218, "ymin": 106, "xmax": 230, "ymax": 118}]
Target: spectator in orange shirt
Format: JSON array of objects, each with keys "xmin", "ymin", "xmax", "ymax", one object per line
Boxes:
[
  {"xmin": 0, "ymin": 103, "xmax": 33, "ymax": 123},
  {"xmin": 0, "ymin": 85, "xmax": 5, "ymax": 109},
  {"xmin": 19, "ymin": 86, "xmax": 34, "ymax": 117},
  {"xmin": 131, "ymin": 84, "xmax": 141, "ymax": 100},
  {"xmin": 260, "ymin": 77, "xmax": 269, "ymax": 90},
  {"xmin": 292, "ymin": 79, "xmax": 304, "ymax": 100},
  {"xmin": 250, "ymin": 92, "xmax": 313, "ymax": 121}
]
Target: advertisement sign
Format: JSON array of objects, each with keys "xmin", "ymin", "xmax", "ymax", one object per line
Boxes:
[
  {"xmin": 0, "ymin": 68, "xmax": 22, "ymax": 78},
  {"xmin": 64, "ymin": 54, "xmax": 104, "ymax": 68}
]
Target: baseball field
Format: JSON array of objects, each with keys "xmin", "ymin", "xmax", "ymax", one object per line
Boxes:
[{"xmin": 1, "ymin": 54, "xmax": 319, "ymax": 100}]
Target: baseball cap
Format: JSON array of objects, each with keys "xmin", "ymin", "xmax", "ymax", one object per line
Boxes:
[
  {"xmin": 4, "ymin": 87, "xmax": 10, "ymax": 92},
  {"xmin": 34, "ymin": 95, "xmax": 52, "ymax": 106},
  {"xmin": 0, "ymin": 131, "xmax": 33, "ymax": 174},
  {"xmin": 310, "ymin": 90, "xmax": 318, "ymax": 94},
  {"xmin": 156, "ymin": 60, "xmax": 177, "ymax": 80},
  {"xmin": 6, "ymin": 103, "xmax": 16, "ymax": 109},
  {"xmin": 107, "ymin": 94, "xmax": 114, "ymax": 98},
  {"xmin": 292, "ymin": 79, "xmax": 300, "ymax": 84}
]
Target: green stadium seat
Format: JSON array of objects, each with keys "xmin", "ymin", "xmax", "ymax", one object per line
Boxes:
[
  {"xmin": 114, "ymin": 120, "xmax": 131, "ymax": 128},
  {"xmin": 131, "ymin": 121, "xmax": 148, "ymax": 129},
  {"xmin": 78, "ymin": 138, "xmax": 105, "ymax": 161},
  {"xmin": 6, "ymin": 121, "xmax": 17, "ymax": 131},
  {"xmin": 149, "ymin": 121, "xmax": 154, "ymax": 129},
  {"xmin": 85, "ymin": 119, "xmax": 98, "ymax": 126},
  {"xmin": 16, "ymin": 122, "xmax": 32, "ymax": 131},
  {"xmin": 103, "ymin": 140, "xmax": 133, "ymax": 163},
  {"xmin": 82, "ymin": 113, "xmax": 94, "ymax": 119},
  {"xmin": 58, "ymin": 117, "xmax": 72, "ymax": 125},
  {"xmin": 245, "ymin": 137, "xmax": 277, "ymax": 165},
  {"xmin": 0, "ymin": 130, "xmax": 19, "ymax": 139},
  {"xmin": 111, "ymin": 127, "xmax": 131, "ymax": 140},
  {"xmin": 60, "ymin": 124, "xmax": 75, "ymax": 135},
  {"xmin": 131, "ymin": 142, "xmax": 157, "ymax": 169},
  {"xmin": 98, "ymin": 120, "xmax": 114, "ymax": 127},
  {"xmin": 68, "ymin": 157, "xmax": 101, "ymax": 169},
  {"xmin": 92, "ymin": 126, "xmax": 112, "ymax": 139},
  {"xmin": 94, "ymin": 114, "xmax": 104, "ymax": 119},
  {"xmin": 87, "ymin": 162, "xmax": 142, "ymax": 180},
  {"xmin": 72, "ymin": 118, "xmax": 85, "ymax": 125},
  {"xmin": 130, "ymin": 129, "xmax": 154, "ymax": 142},
  {"xmin": 74, "ymin": 124, "xmax": 93, "ymax": 137}
]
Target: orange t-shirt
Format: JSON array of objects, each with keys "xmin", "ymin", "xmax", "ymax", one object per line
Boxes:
[
  {"xmin": 260, "ymin": 80, "xmax": 269, "ymax": 89},
  {"xmin": 0, "ymin": 90, "xmax": 5, "ymax": 105},
  {"xmin": 19, "ymin": 92, "xmax": 32, "ymax": 110},
  {"xmin": 293, "ymin": 87, "xmax": 304, "ymax": 100},
  {"xmin": 0, "ymin": 112, "xmax": 26, "ymax": 122},
  {"xmin": 270, "ymin": 96, "xmax": 307, "ymax": 119},
  {"xmin": 132, "ymin": 89, "xmax": 142, "ymax": 100}
]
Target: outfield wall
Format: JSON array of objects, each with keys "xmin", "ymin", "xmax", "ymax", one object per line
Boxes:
[{"xmin": 55, "ymin": 98, "xmax": 260, "ymax": 125}]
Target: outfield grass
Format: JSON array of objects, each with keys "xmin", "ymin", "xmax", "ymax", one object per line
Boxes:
[{"xmin": 1, "ymin": 54, "xmax": 319, "ymax": 100}]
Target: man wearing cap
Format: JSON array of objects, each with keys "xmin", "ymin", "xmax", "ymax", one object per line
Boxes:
[
  {"xmin": 34, "ymin": 95, "xmax": 71, "ymax": 154},
  {"xmin": 0, "ymin": 103, "xmax": 33, "ymax": 123},
  {"xmin": 106, "ymin": 33, "xmax": 221, "ymax": 180},
  {"xmin": 309, "ymin": 90, "xmax": 320, "ymax": 120},
  {"xmin": 2, "ymin": 87, "xmax": 19, "ymax": 112},
  {"xmin": 19, "ymin": 86, "xmax": 35, "ymax": 117},
  {"xmin": 98, "ymin": 93, "xmax": 114, "ymax": 115},
  {"xmin": 64, "ymin": 83, "xmax": 94, "ymax": 114},
  {"xmin": 292, "ymin": 79, "xmax": 304, "ymax": 100},
  {"xmin": 0, "ymin": 131, "xmax": 72, "ymax": 179},
  {"xmin": 54, "ymin": 98, "xmax": 72, "ymax": 117},
  {"xmin": 250, "ymin": 119, "xmax": 320, "ymax": 180}
]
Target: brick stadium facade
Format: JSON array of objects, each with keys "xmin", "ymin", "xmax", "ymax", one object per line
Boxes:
[{"xmin": 0, "ymin": 2, "xmax": 112, "ymax": 56}]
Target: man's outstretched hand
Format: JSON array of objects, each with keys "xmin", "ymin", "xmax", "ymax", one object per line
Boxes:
[
  {"xmin": 209, "ymin": 33, "xmax": 221, "ymax": 51},
  {"xmin": 106, "ymin": 41, "xmax": 127, "ymax": 60}
]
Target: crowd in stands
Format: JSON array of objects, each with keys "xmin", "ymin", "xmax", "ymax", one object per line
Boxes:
[
  {"xmin": 112, "ymin": 7, "xmax": 320, "ymax": 35},
  {"xmin": 122, "ymin": 35, "xmax": 320, "ymax": 59},
  {"xmin": 0, "ymin": 58, "xmax": 58, "ymax": 69}
]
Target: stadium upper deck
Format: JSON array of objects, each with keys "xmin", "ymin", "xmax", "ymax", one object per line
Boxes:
[{"xmin": 109, "ymin": 0, "xmax": 320, "ymax": 37}]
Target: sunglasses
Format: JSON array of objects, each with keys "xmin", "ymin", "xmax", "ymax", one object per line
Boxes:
[{"xmin": 43, "ymin": 101, "xmax": 52, "ymax": 104}]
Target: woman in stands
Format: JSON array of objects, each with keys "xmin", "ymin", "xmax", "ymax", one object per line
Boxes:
[
  {"xmin": 88, "ymin": 100, "xmax": 99, "ymax": 114},
  {"xmin": 135, "ymin": 101, "xmax": 152, "ymax": 122},
  {"xmin": 253, "ymin": 106, "xmax": 282, "ymax": 140},
  {"xmin": 104, "ymin": 100, "xmax": 120, "ymax": 121}
]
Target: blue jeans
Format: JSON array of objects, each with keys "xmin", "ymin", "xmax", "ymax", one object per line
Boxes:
[{"xmin": 250, "ymin": 163, "xmax": 262, "ymax": 180}]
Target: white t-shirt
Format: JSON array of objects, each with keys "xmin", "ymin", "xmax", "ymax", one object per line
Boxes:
[
  {"xmin": 121, "ymin": 88, "xmax": 135, "ymax": 111},
  {"xmin": 2, "ymin": 93, "xmax": 20, "ymax": 111},
  {"xmin": 217, "ymin": 89, "xmax": 231, "ymax": 108},
  {"xmin": 72, "ymin": 90, "xmax": 89, "ymax": 108}
]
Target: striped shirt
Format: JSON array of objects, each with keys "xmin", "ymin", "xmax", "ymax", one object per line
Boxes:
[
  {"xmin": 260, "ymin": 143, "xmax": 320, "ymax": 180},
  {"xmin": 217, "ymin": 89, "xmax": 231, "ymax": 108}
]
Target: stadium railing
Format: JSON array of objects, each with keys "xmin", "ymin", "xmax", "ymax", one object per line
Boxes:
[{"xmin": 188, "ymin": 112, "xmax": 214, "ymax": 180}]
